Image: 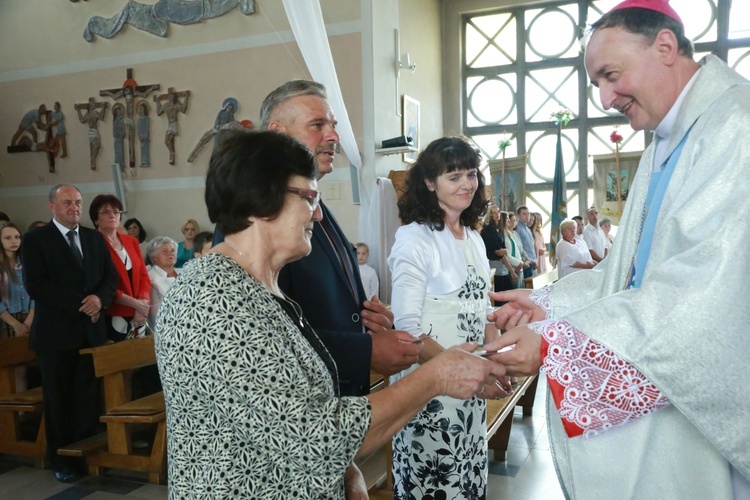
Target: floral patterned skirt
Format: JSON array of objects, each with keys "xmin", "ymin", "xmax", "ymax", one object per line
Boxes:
[{"xmin": 392, "ymin": 265, "xmax": 489, "ymax": 499}]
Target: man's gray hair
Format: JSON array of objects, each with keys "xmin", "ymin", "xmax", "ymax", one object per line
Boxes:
[
  {"xmin": 259, "ymin": 80, "xmax": 327, "ymax": 131},
  {"xmin": 48, "ymin": 184, "xmax": 81, "ymax": 204},
  {"xmin": 147, "ymin": 236, "xmax": 178, "ymax": 262}
]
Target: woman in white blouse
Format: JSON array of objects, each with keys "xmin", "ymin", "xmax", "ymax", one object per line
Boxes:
[
  {"xmin": 555, "ymin": 219, "xmax": 596, "ymax": 278},
  {"xmin": 388, "ymin": 136, "xmax": 511, "ymax": 499}
]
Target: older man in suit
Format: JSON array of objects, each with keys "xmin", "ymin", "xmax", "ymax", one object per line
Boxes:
[
  {"xmin": 259, "ymin": 80, "xmax": 421, "ymax": 396},
  {"xmin": 23, "ymin": 184, "xmax": 118, "ymax": 483}
]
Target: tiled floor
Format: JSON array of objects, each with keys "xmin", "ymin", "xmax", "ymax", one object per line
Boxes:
[
  {"xmin": 487, "ymin": 375, "xmax": 565, "ymax": 500},
  {"xmin": 0, "ymin": 377, "xmax": 563, "ymax": 499}
]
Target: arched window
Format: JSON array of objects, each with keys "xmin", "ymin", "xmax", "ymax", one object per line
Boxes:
[{"xmin": 462, "ymin": 0, "xmax": 750, "ymax": 240}]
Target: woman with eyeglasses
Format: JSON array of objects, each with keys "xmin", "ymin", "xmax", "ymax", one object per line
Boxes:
[
  {"xmin": 154, "ymin": 131, "xmax": 503, "ymax": 498},
  {"xmin": 388, "ymin": 136, "xmax": 512, "ymax": 499},
  {"xmin": 89, "ymin": 195, "xmax": 151, "ymax": 341}
]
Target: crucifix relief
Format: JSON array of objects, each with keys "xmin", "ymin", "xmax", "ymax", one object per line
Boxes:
[
  {"xmin": 154, "ymin": 87, "xmax": 190, "ymax": 165},
  {"xmin": 100, "ymin": 68, "xmax": 160, "ymax": 171}
]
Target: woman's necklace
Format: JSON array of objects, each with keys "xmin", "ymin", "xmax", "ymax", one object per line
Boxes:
[
  {"xmin": 104, "ymin": 232, "xmax": 122, "ymax": 249},
  {"xmin": 223, "ymin": 239, "xmax": 277, "ymax": 294},
  {"xmin": 224, "ymin": 239, "xmax": 304, "ymax": 328}
]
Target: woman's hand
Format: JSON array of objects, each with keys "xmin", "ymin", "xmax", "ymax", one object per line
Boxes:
[
  {"xmin": 430, "ymin": 344, "xmax": 506, "ymax": 400},
  {"xmin": 12, "ymin": 320, "xmax": 30, "ymax": 337},
  {"xmin": 133, "ymin": 310, "xmax": 147, "ymax": 328},
  {"xmin": 133, "ymin": 298, "xmax": 150, "ymax": 317}
]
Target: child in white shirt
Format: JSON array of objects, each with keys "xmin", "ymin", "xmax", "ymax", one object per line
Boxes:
[{"xmin": 356, "ymin": 242, "xmax": 379, "ymax": 300}]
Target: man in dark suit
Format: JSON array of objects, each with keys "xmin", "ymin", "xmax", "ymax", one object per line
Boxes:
[
  {"xmin": 263, "ymin": 81, "xmax": 422, "ymax": 396},
  {"xmin": 23, "ymin": 184, "xmax": 118, "ymax": 483}
]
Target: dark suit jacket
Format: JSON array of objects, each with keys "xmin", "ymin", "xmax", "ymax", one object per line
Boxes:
[
  {"xmin": 104, "ymin": 233, "xmax": 151, "ymax": 317},
  {"xmin": 278, "ymin": 204, "xmax": 372, "ymax": 396},
  {"xmin": 23, "ymin": 221, "xmax": 118, "ymax": 352}
]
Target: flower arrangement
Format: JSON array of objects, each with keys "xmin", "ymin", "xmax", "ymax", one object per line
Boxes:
[{"xmin": 551, "ymin": 108, "xmax": 573, "ymax": 126}]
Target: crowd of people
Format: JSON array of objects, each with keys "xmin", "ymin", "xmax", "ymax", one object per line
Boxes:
[{"xmin": 1, "ymin": 0, "xmax": 747, "ymax": 497}]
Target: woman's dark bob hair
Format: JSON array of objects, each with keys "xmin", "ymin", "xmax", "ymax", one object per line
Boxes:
[
  {"xmin": 88, "ymin": 194, "xmax": 123, "ymax": 228},
  {"xmin": 397, "ymin": 136, "xmax": 487, "ymax": 230},
  {"xmin": 123, "ymin": 218, "xmax": 147, "ymax": 243},
  {"xmin": 205, "ymin": 130, "xmax": 318, "ymax": 235}
]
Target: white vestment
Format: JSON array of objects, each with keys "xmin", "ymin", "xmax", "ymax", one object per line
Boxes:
[{"xmin": 544, "ymin": 55, "xmax": 749, "ymax": 499}]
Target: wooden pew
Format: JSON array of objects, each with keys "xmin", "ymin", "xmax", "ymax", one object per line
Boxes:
[
  {"xmin": 0, "ymin": 336, "xmax": 46, "ymax": 468},
  {"xmin": 524, "ymin": 267, "xmax": 558, "ymax": 289},
  {"xmin": 59, "ymin": 336, "xmax": 166, "ymax": 484}
]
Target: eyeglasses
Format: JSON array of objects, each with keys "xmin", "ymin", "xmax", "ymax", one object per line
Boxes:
[
  {"xmin": 99, "ymin": 210, "xmax": 122, "ymax": 217},
  {"xmin": 287, "ymin": 187, "xmax": 321, "ymax": 211}
]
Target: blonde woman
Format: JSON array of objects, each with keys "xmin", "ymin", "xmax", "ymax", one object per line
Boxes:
[
  {"xmin": 532, "ymin": 212, "xmax": 548, "ymax": 274},
  {"xmin": 175, "ymin": 219, "xmax": 199, "ymax": 268}
]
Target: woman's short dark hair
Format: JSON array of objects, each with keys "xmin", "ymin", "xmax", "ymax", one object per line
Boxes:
[
  {"xmin": 588, "ymin": 8, "xmax": 693, "ymax": 57},
  {"xmin": 205, "ymin": 130, "xmax": 318, "ymax": 235},
  {"xmin": 397, "ymin": 136, "xmax": 487, "ymax": 230},
  {"xmin": 88, "ymin": 194, "xmax": 123, "ymax": 228},
  {"xmin": 123, "ymin": 218, "xmax": 147, "ymax": 243}
]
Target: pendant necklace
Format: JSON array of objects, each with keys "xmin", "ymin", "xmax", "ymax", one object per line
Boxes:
[{"xmin": 223, "ymin": 239, "xmax": 305, "ymax": 329}]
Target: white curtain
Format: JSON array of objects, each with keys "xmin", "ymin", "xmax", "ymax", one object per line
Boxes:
[
  {"xmin": 362, "ymin": 177, "xmax": 400, "ymax": 303},
  {"xmin": 281, "ymin": 0, "xmax": 362, "ymax": 170}
]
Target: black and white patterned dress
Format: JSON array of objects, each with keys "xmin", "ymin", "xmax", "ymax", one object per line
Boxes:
[
  {"xmin": 391, "ymin": 237, "xmax": 490, "ymax": 500},
  {"xmin": 154, "ymin": 254, "xmax": 371, "ymax": 499}
]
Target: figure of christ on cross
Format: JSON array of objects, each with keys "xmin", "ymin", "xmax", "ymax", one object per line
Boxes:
[
  {"xmin": 99, "ymin": 69, "xmax": 160, "ymax": 170},
  {"xmin": 154, "ymin": 87, "xmax": 190, "ymax": 165}
]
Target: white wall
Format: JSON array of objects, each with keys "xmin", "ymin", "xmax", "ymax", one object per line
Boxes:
[{"xmin": 0, "ymin": 0, "xmax": 447, "ymax": 244}]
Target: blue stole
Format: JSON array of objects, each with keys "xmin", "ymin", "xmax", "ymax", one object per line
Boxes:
[{"xmin": 628, "ymin": 132, "xmax": 690, "ymax": 289}]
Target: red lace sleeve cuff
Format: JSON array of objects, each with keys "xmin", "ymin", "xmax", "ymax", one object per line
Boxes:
[{"xmin": 530, "ymin": 318, "xmax": 670, "ymax": 439}]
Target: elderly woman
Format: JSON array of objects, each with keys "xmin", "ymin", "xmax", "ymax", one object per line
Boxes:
[
  {"xmin": 154, "ymin": 131, "xmax": 503, "ymax": 498},
  {"xmin": 388, "ymin": 136, "xmax": 511, "ymax": 498},
  {"xmin": 556, "ymin": 219, "xmax": 596, "ymax": 278},
  {"xmin": 175, "ymin": 219, "xmax": 199, "ymax": 268},
  {"xmin": 147, "ymin": 236, "xmax": 179, "ymax": 330},
  {"xmin": 89, "ymin": 195, "xmax": 151, "ymax": 341}
]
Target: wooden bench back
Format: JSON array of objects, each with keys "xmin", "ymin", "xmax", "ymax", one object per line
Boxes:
[
  {"xmin": 524, "ymin": 268, "xmax": 558, "ymax": 289},
  {"xmin": 0, "ymin": 336, "xmax": 36, "ymax": 368},
  {"xmin": 80, "ymin": 336, "xmax": 157, "ymax": 412},
  {"xmin": 81, "ymin": 336, "xmax": 156, "ymax": 378},
  {"xmin": 0, "ymin": 336, "xmax": 36, "ymax": 395}
]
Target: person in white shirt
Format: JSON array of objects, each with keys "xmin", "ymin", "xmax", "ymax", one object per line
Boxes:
[
  {"xmin": 599, "ymin": 217, "xmax": 615, "ymax": 251},
  {"xmin": 556, "ymin": 219, "xmax": 596, "ymax": 278},
  {"xmin": 355, "ymin": 242, "xmax": 379, "ymax": 300},
  {"xmin": 147, "ymin": 236, "xmax": 180, "ymax": 330},
  {"xmin": 582, "ymin": 206, "xmax": 608, "ymax": 262}
]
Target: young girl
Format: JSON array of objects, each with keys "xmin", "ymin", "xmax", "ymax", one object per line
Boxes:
[{"xmin": 0, "ymin": 223, "xmax": 34, "ymax": 390}]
